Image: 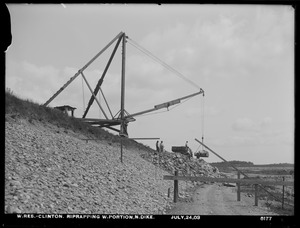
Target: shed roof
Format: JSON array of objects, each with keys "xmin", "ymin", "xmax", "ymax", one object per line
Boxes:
[{"xmin": 54, "ymin": 105, "xmax": 77, "ymax": 110}]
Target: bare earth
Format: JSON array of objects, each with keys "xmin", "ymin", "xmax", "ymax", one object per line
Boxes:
[{"xmin": 167, "ymin": 183, "xmax": 278, "ymax": 215}]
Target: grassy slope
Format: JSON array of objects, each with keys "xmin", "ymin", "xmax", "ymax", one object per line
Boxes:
[{"xmin": 5, "ymin": 90, "xmax": 153, "ymax": 152}]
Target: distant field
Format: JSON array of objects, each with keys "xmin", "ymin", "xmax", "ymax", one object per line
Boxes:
[
  {"xmin": 216, "ymin": 165, "xmax": 294, "ymax": 215},
  {"xmin": 215, "ymin": 165, "xmax": 294, "ymax": 176}
]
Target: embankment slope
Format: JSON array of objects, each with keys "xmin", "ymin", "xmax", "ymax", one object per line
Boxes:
[{"xmin": 5, "ymin": 92, "xmax": 219, "ymax": 214}]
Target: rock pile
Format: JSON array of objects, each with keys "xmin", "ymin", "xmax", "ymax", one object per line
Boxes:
[
  {"xmin": 5, "ymin": 115, "xmax": 219, "ymax": 214},
  {"xmin": 140, "ymin": 150, "xmax": 220, "ymax": 178}
]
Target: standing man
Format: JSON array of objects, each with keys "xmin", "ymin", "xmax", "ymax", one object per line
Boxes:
[
  {"xmin": 159, "ymin": 141, "xmax": 164, "ymax": 153},
  {"xmin": 185, "ymin": 141, "xmax": 192, "ymax": 159},
  {"xmin": 156, "ymin": 141, "xmax": 159, "ymax": 153}
]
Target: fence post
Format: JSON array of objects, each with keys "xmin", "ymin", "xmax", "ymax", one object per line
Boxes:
[
  {"xmin": 282, "ymin": 176, "xmax": 285, "ymax": 209},
  {"xmin": 174, "ymin": 170, "xmax": 179, "ymax": 203},
  {"xmin": 237, "ymin": 171, "xmax": 241, "ymax": 201},
  {"xmin": 120, "ymin": 137, "xmax": 123, "ymax": 163},
  {"xmin": 254, "ymin": 184, "xmax": 258, "ymax": 206}
]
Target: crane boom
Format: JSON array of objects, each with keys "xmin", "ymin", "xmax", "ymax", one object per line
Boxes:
[{"xmin": 125, "ymin": 89, "xmax": 204, "ymax": 119}]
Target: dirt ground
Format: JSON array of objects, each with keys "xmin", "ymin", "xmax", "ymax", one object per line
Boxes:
[{"xmin": 166, "ymin": 182, "xmax": 281, "ymax": 215}]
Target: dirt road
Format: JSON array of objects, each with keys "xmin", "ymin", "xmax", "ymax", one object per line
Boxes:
[{"xmin": 167, "ymin": 183, "xmax": 279, "ymax": 215}]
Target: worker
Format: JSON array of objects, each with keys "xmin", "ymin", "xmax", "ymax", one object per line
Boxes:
[
  {"xmin": 185, "ymin": 141, "xmax": 192, "ymax": 159},
  {"xmin": 159, "ymin": 141, "xmax": 164, "ymax": 153},
  {"xmin": 156, "ymin": 141, "xmax": 159, "ymax": 152},
  {"xmin": 189, "ymin": 148, "xmax": 193, "ymax": 159}
]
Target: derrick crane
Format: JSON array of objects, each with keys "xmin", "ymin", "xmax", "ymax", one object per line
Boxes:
[{"xmin": 43, "ymin": 31, "xmax": 204, "ymax": 138}]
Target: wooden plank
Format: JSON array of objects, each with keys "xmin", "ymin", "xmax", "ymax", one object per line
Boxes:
[
  {"xmin": 154, "ymin": 99, "xmax": 180, "ymax": 109},
  {"xmin": 87, "ymin": 122, "xmax": 121, "ymax": 126},
  {"xmin": 102, "ymin": 126, "xmax": 120, "ymax": 133},
  {"xmin": 163, "ymin": 175, "xmax": 294, "ymax": 186},
  {"xmin": 77, "ymin": 118, "xmax": 122, "ymax": 123}
]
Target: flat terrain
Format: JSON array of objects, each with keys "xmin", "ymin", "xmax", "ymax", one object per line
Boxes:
[
  {"xmin": 166, "ymin": 166, "xmax": 294, "ymax": 216},
  {"xmin": 167, "ymin": 183, "xmax": 279, "ymax": 215}
]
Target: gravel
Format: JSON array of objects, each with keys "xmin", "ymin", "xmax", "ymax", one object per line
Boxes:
[{"xmin": 5, "ymin": 116, "xmax": 219, "ymax": 214}]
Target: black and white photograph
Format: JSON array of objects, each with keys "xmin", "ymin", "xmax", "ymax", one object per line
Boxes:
[{"xmin": 4, "ymin": 3, "xmax": 295, "ymax": 226}]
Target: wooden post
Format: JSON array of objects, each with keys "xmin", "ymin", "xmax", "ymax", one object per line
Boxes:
[
  {"xmin": 174, "ymin": 170, "xmax": 179, "ymax": 203},
  {"xmin": 120, "ymin": 33, "xmax": 126, "ymax": 136},
  {"xmin": 120, "ymin": 137, "xmax": 123, "ymax": 163},
  {"xmin": 282, "ymin": 176, "xmax": 285, "ymax": 209},
  {"xmin": 237, "ymin": 171, "xmax": 241, "ymax": 201},
  {"xmin": 254, "ymin": 184, "xmax": 258, "ymax": 206}
]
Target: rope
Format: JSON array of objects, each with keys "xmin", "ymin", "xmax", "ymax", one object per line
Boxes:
[
  {"xmin": 127, "ymin": 37, "xmax": 201, "ymax": 90},
  {"xmin": 195, "ymin": 144, "xmax": 201, "ymax": 152},
  {"xmin": 201, "ymin": 95, "xmax": 205, "ymax": 151}
]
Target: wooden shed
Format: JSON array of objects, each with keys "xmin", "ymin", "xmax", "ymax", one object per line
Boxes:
[{"xmin": 54, "ymin": 105, "xmax": 76, "ymax": 117}]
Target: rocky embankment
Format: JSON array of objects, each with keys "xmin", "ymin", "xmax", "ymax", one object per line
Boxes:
[
  {"xmin": 5, "ymin": 113, "xmax": 219, "ymax": 214},
  {"xmin": 141, "ymin": 150, "xmax": 219, "ymax": 178}
]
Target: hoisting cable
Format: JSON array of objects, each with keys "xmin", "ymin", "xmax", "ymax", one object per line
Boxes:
[
  {"xmin": 201, "ymin": 93, "xmax": 205, "ymax": 151},
  {"xmin": 128, "ymin": 39, "xmax": 199, "ymax": 90},
  {"xmin": 195, "ymin": 144, "xmax": 201, "ymax": 153},
  {"xmin": 127, "ymin": 37, "xmax": 201, "ymax": 90}
]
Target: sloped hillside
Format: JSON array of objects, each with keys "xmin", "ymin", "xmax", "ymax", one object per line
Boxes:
[{"xmin": 5, "ymin": 91, "xmax": 219, "ymax": 214}]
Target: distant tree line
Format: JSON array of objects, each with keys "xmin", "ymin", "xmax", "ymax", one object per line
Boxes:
[
  {"xmin": 210, "ymin": 160, "xmax": 254, "ymax": 167},
  {"xmin": 210, "ymin": 161, "xmax": 293, "ymax": 167},
  {"xmin": 254, "ymin": 163, "xmax": 294, "ymax": 167}
]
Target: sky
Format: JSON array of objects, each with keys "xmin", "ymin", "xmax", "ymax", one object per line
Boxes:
[{"xmin": 5, "ymin": 4, "xmax": 294, "ymax": 164}]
